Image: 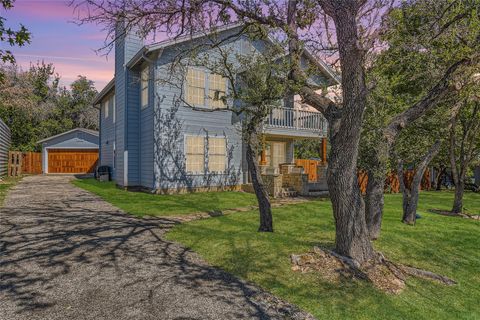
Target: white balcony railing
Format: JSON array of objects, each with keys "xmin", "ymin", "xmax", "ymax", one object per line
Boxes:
[{"xmin": 265, "ymin": 106, "xmax": 327, "ymax": 134}]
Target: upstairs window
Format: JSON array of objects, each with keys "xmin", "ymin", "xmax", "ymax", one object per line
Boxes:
[
  {"xmin": 185, "ymin": 67, "xmax": 227, "ymax": 109},
  {"xmin": 208, "ymin": 74, "xmax": 227, "ymax": 108},
  {"xmin": 186, "ymin": 68, "xmax": 205, "ymax": 106},
  {"xmin": 104, "ymin": 100, "xmax": 109, "ymax": 118},
  {"xmin": 141, "ymin": 66, "xmax": 149, "ymax": 109},
  {"xmin": 185, "ymin": 136, "xmax": 205, "ymax": 173},
  {"xmin": 208, "ymin": 137, "xmax": 226, "ymax": 172}
]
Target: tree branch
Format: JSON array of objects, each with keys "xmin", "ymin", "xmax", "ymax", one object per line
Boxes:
[{"xmin": 384, "ymin": 55, "xmax": 478, "ymax": 145}]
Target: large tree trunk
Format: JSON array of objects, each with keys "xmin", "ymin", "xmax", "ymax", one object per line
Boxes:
[
  {"xmin": 397, "ymin": 160, "xmax": 412, "ymax": 223},
  {"xmin": 365, "ymin": 140, "xmax": 389, "ymax": 240},
  {"xmin": 448, "ymin": 109, "xmax": 469, "ymax": 215},
  {"xmin": 400, "ymin": 141, "xmax": 441, "ymax": 224},
  {"xmin": 449, "ymin": 117, "xmax": 463, "ymax": 215},
  {"xmin": 245, "ymin": 126, "xmax": 273, "ymax": 232},
  {"xmin": 434, "ymin": 166, "xmax": 446, "ymax": 191},
  {"xmin": 365, "ymin": 168, "xmax": 386, "ymax": 240},
  {"xmin": 328, "ymin": 149, "xmax": 375, "ymax": 263},
  {"xmin": 451, "ymin": 178, "xmax": 465, "ymax": 214},
  {"xmin": 324, "ymin": 3, "xmax": 375, "ymax": 264},
  {"xmin": 286, "ymin": 0, "xmax": 374, "ymax": 263}
]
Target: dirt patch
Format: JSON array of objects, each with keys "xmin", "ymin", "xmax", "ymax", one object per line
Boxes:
[
  {"xmin": 429, "ymin": 209, "xmax": 480, "ymax": 220},
  {"xmin": 291, "ymin": 247, "xmax": 455, "ymax": 294}
]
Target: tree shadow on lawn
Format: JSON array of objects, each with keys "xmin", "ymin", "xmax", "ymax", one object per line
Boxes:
[
  {"xmin": 75, "ymin": 178, "xmax": 255, "ymax": 216},
  {"xmin": 0, "ymin": 190, "xmax": 297, "ymax": 319},
  {"xmin": 168, "ymin": 212, "xmax": 476, "ymax": 320},
  {"xmin": 180, "ymin": 224, "xmax": 392, "ymax": 319}
]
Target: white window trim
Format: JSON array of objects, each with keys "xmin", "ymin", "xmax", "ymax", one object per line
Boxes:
[
  {"xmin": 184, "ymin": 134, "xmax": 206, "ymax": 174},
  {"xmin": 207, "ymin": 136, "xmax": 227, "ymax": 173},
  {"xmin": 141, "ymin": 65, "xmax": 149, "ymax": 109},
  {"xmin": 183, "ymin": 134, "xmax": 228, "ymax": 175},
  {"xmin": 185, "ymin": 67, "xmax": 206, "ymax": 108},
  {"xmin": 104, "ymin": 100, "xmax": 109, "ymax": 118},
  {"xmin": 112, "ymin": 97, "xmax": 116, "ymax": 123},
  {"xmin": 184, "ymin": 67, "xmax": 228, "ymax": 109},
  {"xmin": 112, "ymin": 140, "xmax": 116, "ymax": 170},
  {"xmin": 207, "ymin": 73, "xmax": 228, "ymax": 109}
]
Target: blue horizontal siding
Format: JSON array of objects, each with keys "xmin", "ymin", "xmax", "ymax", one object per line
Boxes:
[
  {"xmin": 99, "ymin": 94, "xmax": 116, "ymax": 179},
  {"xmin": 139, "ymin": 64, "xmax": 154, "ymax": 189},
  {"xmin": 152, "ymin": 36, "xmax": 247, "ymax": 190},
  {"xmin": 0, "ymin": 118, "xmax": 11, "ymax": 177},
  {"xmin": 42, "ymin": 130, "xmax": 98, "ymax": 148}
]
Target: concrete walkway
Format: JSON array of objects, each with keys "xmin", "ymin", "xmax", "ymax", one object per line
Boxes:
[{"xmin": 0, "ymin": 175, "xmax": 312, "ymax": 320}]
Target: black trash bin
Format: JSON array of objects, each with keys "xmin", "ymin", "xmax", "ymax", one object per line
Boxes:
[{"xmin": 95, "ymin": 165, "xmax": 111, "ymax": 181}]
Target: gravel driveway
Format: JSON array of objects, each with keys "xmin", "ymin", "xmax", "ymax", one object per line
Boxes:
[{"xmin": 0, "ymin": 175, "xmax": 312, "ymax": 320}]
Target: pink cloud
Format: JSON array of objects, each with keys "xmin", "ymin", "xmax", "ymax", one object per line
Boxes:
[
  {"xmin": 12, "ymin": 0, "xmax": 83, "ymax": 20},
  {"xmin": 81, "ymin": 33, "xmax": 111, "ymax": 41},
  {"xmin": 14, "ymin": 55, "xmax": 114, "ymax": 90}
]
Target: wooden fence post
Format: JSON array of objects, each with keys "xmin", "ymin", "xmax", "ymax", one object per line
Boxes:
[
  {"xmin": 18, "ymin": 152, "xmax": 22, "ymax": 176},
  {"xmin": 7, "ymin": 151, "xmax": 26, "ymax": 177}
]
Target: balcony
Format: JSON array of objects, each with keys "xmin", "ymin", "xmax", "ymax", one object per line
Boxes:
[{"xmin": 264, "ymin": 106, "xmax": 328, "ymax": 138}]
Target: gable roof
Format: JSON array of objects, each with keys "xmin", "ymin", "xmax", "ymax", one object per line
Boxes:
[
  {"xmin": 126, "ymin": 23, "xmax": 245, "ymax": 69},
  {"xmin": 37, "ymin": 128, "xmax": 99, "ymax": 144},
  {"xmin": 93, "ymin": 23, "xmax": 340, "ymax": 104},
  {"xmin": 92, "ymin": 78, "xmax": 115, "ymax": 105},
  {"xmin": 129, "ymin": 23, "xmax": 339, "ymax": 83}
]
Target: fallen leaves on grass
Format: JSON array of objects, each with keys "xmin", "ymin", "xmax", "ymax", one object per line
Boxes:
[{"xmin": 291, "ymin": 247, "xmax": 456, "ymax": 294}]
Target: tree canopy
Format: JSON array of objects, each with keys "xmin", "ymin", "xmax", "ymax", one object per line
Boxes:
[
  {"xmin": 0, "ymin": 0, "xmax": 30, "ymax": 81},
  {"xmin": 0, "ymin": 62, "xmax": 99, "ymax": 151}
]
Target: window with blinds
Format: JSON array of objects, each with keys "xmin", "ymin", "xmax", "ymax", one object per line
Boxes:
[
  {"xmin": 185, "ymin": 68, "xmax": 227, "ymax": 108},
  {"xmin": 141, "ymin": 66, "xmax": 149, "ymax": 109},
  {"xmin": 185, "ymin": 136, "xmax": 205, "ymax": 173},
  {"xmin": 208, "ymin": 73, "xmax": 227, "ymax": 108},
  {"xmin": 186, "ymin": 68, "xmax": 205, "ymax": 106},
  {"xmin": 208, "ymin": 137, "xmax": 226, "ymax": 172}
]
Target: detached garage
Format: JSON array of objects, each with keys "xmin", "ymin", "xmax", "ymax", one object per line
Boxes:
[{"xmin": 39, "ymin": 128, "xmax": 99, "ymax": 174}]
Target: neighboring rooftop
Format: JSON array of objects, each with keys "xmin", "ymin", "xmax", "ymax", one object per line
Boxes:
[{"xmin": 37, "ymin": 128, "xmax": 99, "ymax": 144}]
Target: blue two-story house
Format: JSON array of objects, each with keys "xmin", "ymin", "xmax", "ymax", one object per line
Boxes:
[{"xmin": 93, "ymin": 23, "xmax": 338, "ymax": 194}]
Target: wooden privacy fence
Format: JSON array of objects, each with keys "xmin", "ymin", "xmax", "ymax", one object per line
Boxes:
[
  {"xmin": 358, "ymin": 169, "xmax": 431, "ymax": 194},
  {"xmin": 293, "ymin": 159, "xmax": 432, "ymax": 194},
  {"xmin": 23, "ymin": 152, "xmax": 42, "ymax": 174},
  {"xmin": 295, "ymin": 159, "xmax": 322, "ymax": 182},
  {"xmin": 8, "ymin": 151, "xmax": 42, "ymax": 177}
]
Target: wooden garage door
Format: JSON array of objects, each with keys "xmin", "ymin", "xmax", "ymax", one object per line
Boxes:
[{"xmin": 48, "ymin": 149, "xmax": 98, "ymax": 174}]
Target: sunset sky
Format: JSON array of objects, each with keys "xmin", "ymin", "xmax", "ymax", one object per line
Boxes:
[{"xmin": 4, "ymin": 0, "xmax": 114, "ymax": 90}]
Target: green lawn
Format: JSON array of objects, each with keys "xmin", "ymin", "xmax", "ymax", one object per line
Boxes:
[
  {"xmin": 72, "ymin": 178, "xmax": 257, "ymax": 217},
  {"xmin": 0, "ymin": 177, "xmax": 20, "ymax": 206},
  {"xmin": 166, "ymin": 191, "xmax": 480, "ymax": 320}
]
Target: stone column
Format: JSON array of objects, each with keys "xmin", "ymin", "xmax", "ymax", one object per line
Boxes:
[{"xmin": 286, "ymin": 140, "xmax": 295, "ymax": 164}]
